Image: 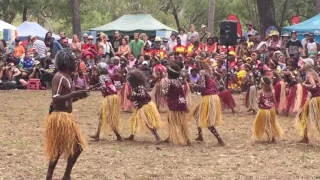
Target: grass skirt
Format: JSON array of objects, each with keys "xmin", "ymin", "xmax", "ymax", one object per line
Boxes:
[
  {"xmin": 119, "ymin": 82, "xmax": 134, "ymax": 111},
  {"xmin": 184, "ymin": 84, "xmax": 192, "ymax": 108},
  {"xmin": 285, "ymin": 84, "xmax": 308, "ymax": 114},
  {"xmin": 296, "ymin": 97, "xmax": 320, "ymax": 138},
  {"xmin": 275, "ymin": 81, "xmax": 286, "ymax": 112},
  {"xmin": 101, "ymin": 94, "xmax": 121, "ymax": 132},
  {"xmin": 130, "ymin": 101, "xmax": 163, "ymax": 135},
  {"xmin": 253, "ymin": 108, "xmax": 283, "ymax": 140},
  {"xmin": 218, "ymin": 90, "xmax": 236, "ymax": 109},
  {"xmin": 167, "ymin": 111, "xmax": 190, "ymax": 145},
  {"xmin": 45, "ymin": 112, "xmax": 87, "ymax": 161},
  {"xmin": 245, "ymin": 85, "xmax": 258, "ymax": 110},
  {"xmin": 150, "ymin": 78, "xmax": 168, "ymax": 110},
  {"xmin": 191, "ymin": 95, "xmax": 222, "ymax": 128}
]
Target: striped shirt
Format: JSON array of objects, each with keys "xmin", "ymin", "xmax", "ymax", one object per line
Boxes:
[{"xmin": 33, "ymin": 40, "xmax": 47, "ymax": 58}]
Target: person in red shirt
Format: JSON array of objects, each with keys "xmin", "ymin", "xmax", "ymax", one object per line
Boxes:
[
  {"xmin": 204, "ymin": 37, "xmax": 216, "ymax": 53},
  {"xmin": 82, "ymin": 36, "xmax": 98, "ymax": 54},
  {"xmin": 173, "ymin": 37, "xmax": 187, "ymax": 56}
]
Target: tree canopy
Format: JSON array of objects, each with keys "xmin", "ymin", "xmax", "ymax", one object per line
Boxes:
[{"xmin": 0, "ymin": 0, "xmax": 319, "ymax": 36}]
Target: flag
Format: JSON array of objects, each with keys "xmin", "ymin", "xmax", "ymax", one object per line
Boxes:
[{"xmin": 226, "ymin": 14, "xmax": 242, "ymax": 37}]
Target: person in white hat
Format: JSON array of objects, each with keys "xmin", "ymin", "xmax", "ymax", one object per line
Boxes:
[{"xmin": 199, "ymin": 24, "xmax": 210, "ymax": 44}]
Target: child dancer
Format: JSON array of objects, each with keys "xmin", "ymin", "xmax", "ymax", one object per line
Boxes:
[
  {"xmin": 253, "ymin": 76, "xmax": 283, "ymax": 143},
  {"xmin": 90, "ymin": 62, "xmax": 123, "ymax": 141},
  {"xmin": 163, "ymin": 64, "xmax": 191, "ymax": 145},
  {"xmin": 191, "ymin": 55, "xmax": 225, "ymax": 145},
  {"xmin": 45, "ymin": 49, "xmax": 88, "ymax": 180},
  {"xmin": 297, "ymin": 58, "xmax": 320, "ymax": 144},
  {"xmin": 125, "ymin": 69, "xmax": 162, "ymax": 143},
  {"xmin": 244, "ymin": 63, "xmax": 258, "ymax": 114},
  {"xmin": 215, "ymin": 70, "xmax": 236, "ymax": 113},
  {"xmin": 284, "ymin": 60, "xmax": 308, "ymax": 116},
  {"xmin": 272, "ymin": 71, "xmax": 286, "ymax": 114},
  {"xmin": 150, "ymin": 56, "xmax": 168, "ymax": 111}
]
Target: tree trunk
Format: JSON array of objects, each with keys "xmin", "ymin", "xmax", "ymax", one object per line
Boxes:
[
  {"xmin": 22, "ymin": 6, "xmax": 28, "ymax": 22},
  {"xmin": 208, "ymin": 0, "xmax": 215, "ymax": 35},
  {"xmin": 170, "ymin": 0, "xmax": 181, "ymax": 30},
  {"xmin": 256, "ymin": 0, "xmax": 276, "ymax": 38},
  {"xmin": 71, "ymin": 0, "xmax": 81, "ymax": 37},
  {"xmin": 316, "ymin": 0, "xmax": 320, "ymax": 14},
  {"xmin": 279, "ymin": 0, "xmax": 289, "ymax": 29}
]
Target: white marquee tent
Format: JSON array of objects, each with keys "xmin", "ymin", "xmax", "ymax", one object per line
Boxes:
[{"xmin": 0, "ymin": 20, "xmax": 16, "ymax": 32}]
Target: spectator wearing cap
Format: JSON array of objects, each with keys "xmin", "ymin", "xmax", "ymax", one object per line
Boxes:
[
  {"xmin": 285, "ymin": 31, "xmax": 302, "ymax": 58},
  {"xmin": 245, "ymin": 22, "xmax": 258, "ymax": 40},
  {"xmin": 168, "ymin": 33, "xmax": 178, "ymax": 53},
  {"xmin": 129, "ymin": 33, "xmax": 144, "ymax": 58},
  {"xmin": 161, "ymin": 38, "xmax": 169, "ymax": 53},
  {"xmin": 187, "ymin": 24, "xmax": 199, "ymax": 42},
  {"xmin": 305, "ymin": 33, "xmax": 320, "ymax": 57},
  {"xmin": 178, "ymin": 29, "xmax": 188, "ymax": 46},
  {"xmin": 83, "ymin": 35, "xmax": 98, "ymax": 54},
  {"xmin": 199, "ymin": 24, "xmax": 210, "ymax": 44},
  {"xmin": 153, "ymin": 37, "xmax": 167, "ymax": 60},
  {"xmin": 13, "ymin": 38, "xmax": 25, "ymax": 61},
  {"xmin": 301, "ymin": 32, "xmax": 310, "ymax": 50},
  {"xmin": 268, "ymin": 31, "xmax": 281, "ymax": 56},
  {"xmin": 281, "ymin": 33, "xmax": 290, "ymax": 53},
  {"xmin": 82, "ymin": 33, "xmax": 88, "ymax": 45}
]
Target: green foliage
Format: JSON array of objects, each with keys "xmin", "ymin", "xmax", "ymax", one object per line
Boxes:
[{"xmin": 1, "ymin": 0, "xmax": 319, "ymax": 36}]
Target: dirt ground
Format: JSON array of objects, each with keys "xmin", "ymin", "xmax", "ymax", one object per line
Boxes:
[{"xmin": 1, "ymin": 91, "xmax": 320, "ymax": 180}]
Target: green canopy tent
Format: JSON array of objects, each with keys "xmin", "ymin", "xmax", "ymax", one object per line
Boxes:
[{"xmin": 89, "ymin": 14, "xmax": 176, "ymax": 37}]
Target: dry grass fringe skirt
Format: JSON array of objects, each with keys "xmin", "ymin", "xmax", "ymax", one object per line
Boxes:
[
  {"xmin": 191, "ymin": 95, "xmax": 222, "ymax": 128},
  {"xmin": 45, "ymin": 112, "xmax": 87, "ymax": 162},
  {"xmin": 167, "ymin": 111, "xmax": 190, "ymax": 145},
  {"xmin": 245, "ymin": 85, "xmax": 258, "ymax": 110},
  {"xmin": 253, "ymin": 108, "xmax": 283, "ymax": 140},
  {"xmin": 101, "ymin": 94, "xmax": 121, "ymax": 132},
  {"xmin": 296, "ymin": 97, "xmax": 320, "ymax": 138},
  {"xmin": 276, "ymin": 81, "xmax": 287, "ymax": 112},
  {"xmin": 119, "ymin": 82, "xmax": 134, "ymax": 111},
  {"xmin": 184, "ymin": 84, "xmax": 192, "ymax": 108},
  {"xmin": 130, "ymin": 101, "xmax": 163, "ymax": 135},
  {"xmin": 151, "ymin": 78, "xmax": 167, "ymax": 110}
]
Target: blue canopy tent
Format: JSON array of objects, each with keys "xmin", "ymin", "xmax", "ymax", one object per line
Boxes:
[
  {"xmin": 17, "ymin": 22, "xmax": 60, "ymax": 40},
  {"xmin": 282, "ymin": 14, "xmax": 320, "ymax": 42}
]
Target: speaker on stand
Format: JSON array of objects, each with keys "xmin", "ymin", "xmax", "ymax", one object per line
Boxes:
[{"xmin": 219, "ymin": 20, "xmax": 238, "ymax": 90}]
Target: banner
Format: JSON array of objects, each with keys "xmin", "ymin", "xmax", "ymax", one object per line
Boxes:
[
  {"xmin": 291, "ymin": 15, "xmax": 301, "ymax": 25},
  {"xmin": 226, "ymin": 14, "xmax": 242, "ymax": 37},
  {"xmin": 265, "ymin": 26, "xmax": 278, "ymax": 36}
]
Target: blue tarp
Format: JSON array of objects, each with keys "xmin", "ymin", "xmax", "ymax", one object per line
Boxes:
[
  {"xmin": 17, "ymin": 22, "xmax": 60, "ymax": 40},
  {"xmin": 282, "ymin": 14, "xmax": 320, "ymax": 42}
]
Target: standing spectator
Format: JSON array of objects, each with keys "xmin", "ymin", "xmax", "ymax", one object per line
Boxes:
[
  {"xmin": 168, "ymin": 33, "xmax": 177, "ymax": 53},
  {"xmin": 112, "ymin": 30, "xmax": 122, "ymax": 52},
  {"xmin": 61, "ymin": 39, "xmax": 69, "ymax": 48},
  {"xmin": 129, "ymin": 33, "xmax": 144, "ymax": 58},
  {"xmin": 140, "ymin": 33, "xmax": 152, "ymax": 46},
  {"xmin": 173, "ymin": 37, "xmax": 187, "ymax": 56},
  {"xmin": 58, "ymin": 32, "xmax": 67, "ymax": 46},
  {"xmin": 13, "ymin": 38, "xmax": 25, "ymax": 63},
  {"xmin": 117, "ymin": 38, "xmax": 130, "ymax": 58},
  {"xmin": 99, "ymin": 33, "xmax": 114, "ymax": 59},
  {"xmin": 199, "ymin": 24, "xmax": 210, "ymax": 44},
  {"xmin": 123, "ymin": 35, "xmax": 130, "ymax": 43},
  {"xmin": 268, "ymin": 32, "xmax": 281, "ymax": 56},
  {"xmin": 301, "ymin": 32, "xmax": 310, "ymax": 51},
  {"xmin": 245, "ymin": 22, "xmax": 258, "ymax": 40},
  {"xmin": 81, "ymin": 33, "xmax": 88, "ymax": 48},
  {"xmin": 286, "ymin": 31, "xmax": 303, "ymax": 58},
  {"xmin": 187, "ymin": 24, "xmax": 199, "ymax": 42},
  {"xmin": 32, "ymin": 36, "xmax": 47, "ymax": 69},
  {"xmin": 70, "ymin": 34, "xmax": 82, "ymax": 60},
  {"xmin": 44, "ymin": 32, "xmax": 63, "ymax": 58},
  {"xmin": 161, "ymin": 38, "xmax": 169, "ymax": 53},
  {"xmin": 178, "ymin": 29, "xmax": 188, "ymax": 46},
  {"xmin": 305, "ymin": 33, "xmax": 319, "ymax": 57}
]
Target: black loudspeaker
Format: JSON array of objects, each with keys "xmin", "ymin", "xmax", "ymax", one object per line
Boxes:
[{"xmin": 220, "ymin": 20, "xmax": 238, "ymax": 46}]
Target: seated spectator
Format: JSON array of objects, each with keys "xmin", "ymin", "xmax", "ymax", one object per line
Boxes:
[
  {"xmin": 82, "ymin": 51, "xmax": 95, "ymax": 73},
  {"xmin": 127, "ymin": 54, "xmax": 136, "ymax": 68},
  {"xmin": 13, "ymin": 38, "xmax": 25, "ymax": 61},
  {"xmin": 182, "ymin": 61, "xmax": 192, "ymax": 75},
  {"xmin": 29, "ymin": 60, "xmax": 54, "ymax": 89},
  {"xmin": 107, "ymin": 58, "xmax": 118, "ymax": 77},
  {"xmin": 73, "ymin": 66, "xmax": 89, "ymax": 90},
  {"xmin": 116, "ymin": 38, "xmax": 130, "ymax": 58},
  {"xmin": 5, "ymin": 53, "xmax": 15, "ymax": 65},
  {"xmin": 82, "ymin": 36, "xmax": 98, "ymax": 54},
  {"xmin": 20, "ymin": 52, "xmax": 34, "ymax": 78},
  {"xmin": 61, "ymin": 39, "xmax": 69, "ymax": 48},
  {"xmin": 7, "ymin": 62, "xmax": 28, "ymax": 87}
]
